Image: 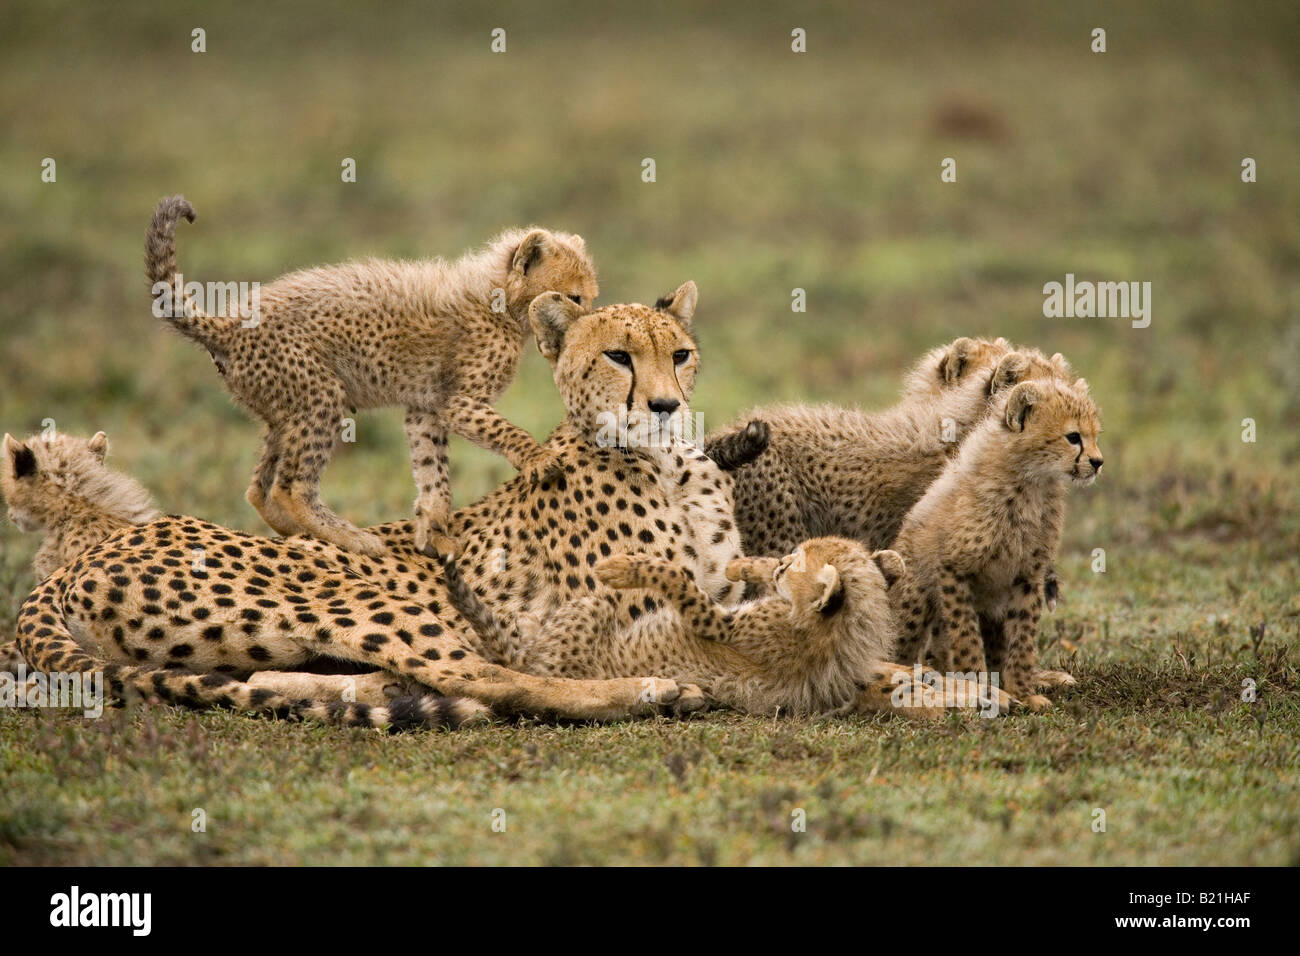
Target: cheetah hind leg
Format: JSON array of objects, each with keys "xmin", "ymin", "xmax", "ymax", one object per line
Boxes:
[
  {"xmin": 269, "ymin": 411, "xmax": 387, "ymax": 557},
  {"xmin": 246, "ymin": 425, "xmax": 299, "ymax": 536}
]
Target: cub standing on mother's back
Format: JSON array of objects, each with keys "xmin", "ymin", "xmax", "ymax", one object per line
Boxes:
[{"xmin": 145, "ymin": 196, "xmax": 598, "ymax": 558}]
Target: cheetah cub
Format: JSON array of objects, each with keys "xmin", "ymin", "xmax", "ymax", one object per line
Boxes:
[
  {"xmin": 704, "ymin": 339, "xmax": 1072, "ymax": 558},
  {"xmin": 889, "ymin": 377, "xmax": 1103, "ymax": 711},
  {"xmin": 1, "ymin": 430, "xmax": 160, "ymax": 674},
  {"xmin": 444, "ymin": 538, "xmax": 1008, "ymax": 718},
  {"xmin": 2, "ymin": 431, "xmax": 160, "ymax": 582},
  {"xmin": 145, "ymin": 196, "xmax": 598, "ymax": 558}
]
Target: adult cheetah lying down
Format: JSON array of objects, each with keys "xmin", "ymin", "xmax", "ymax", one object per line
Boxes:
[
  {"xmin": 443, "ymin": 536, "xmax": 1014, "ymax": 717},
  {"xmin": 8, "ymin": 286, "xmax": 771, "ymax": 727},
  {"xmin": 146, "ymin": 197, "xmax": 598, "ymax": 559}
]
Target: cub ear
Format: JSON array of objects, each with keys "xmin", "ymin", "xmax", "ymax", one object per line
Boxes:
[
  {"xmin": 3, "ymin": 434, "xmax": 37, "ymax": 480},
  {"xmin": 871, "ymin": 549, "xmax": 906, "ymax": 589},
  {"xmin": 937, "ymin": 337, "xmax": 978, "ymax": 385},
  {"xmin": 88, "ymin": 431, "xmax": 109, "ymax": 461},
  {"xmin": 653, "ymin": 280, "xmax": 698, "ymax": 330},
  {"xmin": 813, "ymin": 564, "xmax": 845, "ymax": 616},
  {"xmin": 528, "ymin": 291, "xmax": 586, "ymax": 361},
  {"xmin": 990, "ymin": 351, "xmax": 1031, "ymax": 393},
  {"xmin": 512, "ymin": 229, "xmax": 553, "ymax": 276},
  {"xmin": 1072, "ymin": 376, "xmax": 1090, "ymax": 393},
  {"xmin": 1004, "ymin": 381, "xmax": 1041, "ymax": 432}
]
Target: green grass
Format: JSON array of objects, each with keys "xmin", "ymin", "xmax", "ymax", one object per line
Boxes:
[{"xmin": 1, "ymin": 0, "xmax": 1298, "ymax": 865}]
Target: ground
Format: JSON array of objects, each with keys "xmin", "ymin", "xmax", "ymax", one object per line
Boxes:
[{"xmin": 0, "ymin": 0, "xmax": 1297, "ymax": 865}]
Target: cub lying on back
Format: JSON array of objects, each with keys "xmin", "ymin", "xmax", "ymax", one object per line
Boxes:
[
  {"xmin": 145, "ymin": 196, "xmax": 598, "ymax": 559},
  {"xmin": 444, "ymin": 537, "xmax": 1011, "ymax": 718},
  {"xmin": 704, "ymin": 338, "xmax": 1072, "ymax": 558},
  {"xmin": 890, "ymin": 377, "xmax": 1103, "ymax": 710}
]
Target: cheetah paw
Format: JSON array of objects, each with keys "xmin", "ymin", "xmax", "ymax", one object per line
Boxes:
[
  {"xmin": 413, "ymin": 512, "xmax": 460, "ymax": 559},
  {"xmin": 521, "ymin": 449, "xmax": 563, "ymax": 486},
  {"xmin": 668, "ymin": 682, "xmax": 708, "ymax": 716},
  {"xmin": 1034, "ymin": 669, "xmax": 1077, "ymax": 690},
  {"xmin": 595, "ymin": 554, "xmax": 643, "ymax": 590},
  {"xmin": 1018, "ymin": 693, "xmax": 1053, "ymax": 713}
]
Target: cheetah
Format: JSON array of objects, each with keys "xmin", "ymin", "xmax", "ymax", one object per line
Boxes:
[
  {"xmin": 889, "ymin": 377, "xmax": 1103, "ymax": 710},
  {"xmin": 703, "ymin": 339, "xmax": 1073, "ymax": 559},
  {"xmin": 145, "ymin": 196, "xmax": 598, "ymax": 559},
  {"xmin": 899, "ymin": 335, "xmax": 1015, "ymax": 400},
  {"xmin": 444, "ymin": 536, "xmax": 1011, "ymax": 718},
  {"xmin": 13, "ymin": 285, "xmax": 765, "ymax": 727},
  {"xmin": 1, "ymin": 430, "xmax": 160, "ymax": 675},
  {"xmin": 2, "ymin": 430, "xmax": 160, "ymax": 583}
]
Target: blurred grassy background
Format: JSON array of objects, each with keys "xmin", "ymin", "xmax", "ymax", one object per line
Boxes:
[{"xmin": 1, "ymin": 0, "xmax": 1297, "ymax": 865}]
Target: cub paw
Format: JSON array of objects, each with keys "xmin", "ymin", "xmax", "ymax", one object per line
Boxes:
[
  {"xmin": 635, "ymin": 677, "xmax": 681, "ymax": 710},
  {"xmin": 521, "ymin": 449, "xmax": 563, "ymax": 485},
  {"xmin": 596, "ymin": 554, "xmax": 644, "ymax": 590},
  {"xmin": 413, "ymin": 506, "xmax": 460, "ymax": 559},
  {"xmin": 1033, "ymin": 669, "xmax": 1077, "ymax": 689},
  {"xmin": 1019, "ymin": 693, "xmax": 1053, "ymax": 713}
]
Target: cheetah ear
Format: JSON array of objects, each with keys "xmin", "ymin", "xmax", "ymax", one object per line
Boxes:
[
  {"xmin": 654, "ymin": 280, "xmax": 698, "ymax": 330},
  {"xmin": 3, "ymin": 434, "xmax": 37, "ymax": 480},
  {"xmin": 512, "ymin": 229, "xmax": 552, "ymax": 276},
  {"xmin": 871, "ymin": 549, "xmax": 906, "ymax": 589},
  {"xmin": 528, "ymin": 291, "xmax": 585, "ymax": 362},
  {"xmin": 812, "ymin": 564, "xmax": 845, "ymax": 616},
  {"xmin": 88, "ymin": 431, "xmax": 109, "ymax": 461},
  {"xmin": 1004, "ymin": 381, "xmax": 1041, "ymax": 432},
  {"xmin": 569, "ymin": 234, "xmax": 586, "ymax": 250},
  {"xmin": 1073, "ymin": 376, "xmax": 1090, "ymax": 393},
  {"xmin": 990, "ymin": 351, "xmax": 1031, "ymax": 394},
  {"xmin": 937, "ymin": 337, "xmax": 978, "ymax": 385}
]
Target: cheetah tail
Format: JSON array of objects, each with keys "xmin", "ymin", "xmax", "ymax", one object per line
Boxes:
[
  {"xmin": 701, "ymin": 419, "xmax": 770, "ymax": 472},
  {"xmin": 144, "ymin": 195, "xmax": 236, "ymax": 348},
  {"xmin": 437, "ymin": 557, "xmax": 530, "ymax": 667},
  {"xmin": 14, "ymin": 572, "xmax": 480, "ymax": 732}
]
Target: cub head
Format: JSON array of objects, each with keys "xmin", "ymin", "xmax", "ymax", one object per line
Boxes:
[
  {"xmin": 903, "ymin": 336, "xmax": 1013, "ymax": 399},
  {"xmin": 502, "ymin": 227, "xmax": 599, "ymax": 319},
  {"xmin": 2, "ymin": 430, "xmax": 157, "ymax": 531},
  {"xmin": 530, "ymin": 281, "xmax": 700, "ymax": 446},
  {"xmin": 987, "ymin": 346, "xmax": 1074, "ymax": 396},
  {"xmin": 766, "ymin": 537, "xmax": 905, "ymax": 631},
  {"xmin": 1000, "ymin": 378, "xmax": 1104, "ymax": 485}
]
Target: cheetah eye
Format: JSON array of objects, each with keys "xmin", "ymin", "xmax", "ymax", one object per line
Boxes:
[
  {"xmin": 1066, "ymin": 432, "xmax": 1082, "ymax": 445},
  {"xmin": 604, "ymin": 350, "xmax": 632, "ymax": 367},
  {"xmin": 567, "ymin": 294, "xmax": 582, "ymax": 304},
  {"xmin": 672, "ymin": 349, "xmax": 691, "ymax": 366}
]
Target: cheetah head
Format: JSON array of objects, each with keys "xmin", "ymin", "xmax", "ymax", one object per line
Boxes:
[
  {"xmin": 902, "ymin": 337, "xmax": 1073, "ymax": 400},
  {"xmin": 502, "ymin": 227, "xmax": 599, "ymax": 321},
  {"xmin": 1000, "ymin": 377, "xmax": 1104, "ymax": 486},
  {"xmin": 987, "ymin": 346, "xmax": 1075, "ymax": 396},
  {"xmin": 769, "ymin": 537, "xmax": 905, "ymax": 631},
  {"xmin": 529, "ymin": 281, "xmax": 700, "ymax": 449},
  {"xmin": 1, "ymin": 430, "xmax": 157, "ymax": 531},
  {"xmin": 903, "ymin": 336, "xmax": 1012, "ymax": 399}
]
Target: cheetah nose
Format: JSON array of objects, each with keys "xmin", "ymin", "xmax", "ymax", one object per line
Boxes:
[
  {"xmin": 648, "ymin": 398, "xmax": 680, "ymax": 415},
  {"xmin": 1089, "ymin": 457, "xmax": 1104, "ymax": 471}
]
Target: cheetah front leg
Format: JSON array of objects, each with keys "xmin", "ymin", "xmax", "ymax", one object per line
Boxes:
[
  {"xmin": 246, "ymin": 423, "xmax": 297, "ymax": 536},
  {"xmin": 597, "ymin": 555, "xmax": 736, "ymax": 643},
  {"xmin": 1001, "ymin": 578, "xmax": 1050, "ymax": 711},
  {"xmin": 934, "ymin": 566, "xmax": 988, "ymax": 678},
  {"xmin": 441, "ymin": 395, "xmax": 561, "ymax": 484},
  {"xmin": 403, "ymin": 409, "xmax": 459, "ymax": 557}
]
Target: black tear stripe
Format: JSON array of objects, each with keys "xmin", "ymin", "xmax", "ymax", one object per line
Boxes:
[{"xmin": 625, "ymin": 366, "xmax": 636, "ymax": 416}]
